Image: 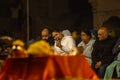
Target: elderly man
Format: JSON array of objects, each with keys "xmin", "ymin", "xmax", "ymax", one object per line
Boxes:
[{"xmin": 91, "ymin": 27, "xmax": 116, "ymax": 78}]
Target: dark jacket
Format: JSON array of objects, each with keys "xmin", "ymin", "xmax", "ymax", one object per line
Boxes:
[{"xmin": 92, "ymin": 36, "xmax": 117, "ymax": 65}]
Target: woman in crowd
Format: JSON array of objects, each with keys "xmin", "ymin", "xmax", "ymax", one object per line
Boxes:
[{"xmin": 78, "ymin": 29, "xmax": 95, "ymax": 65}]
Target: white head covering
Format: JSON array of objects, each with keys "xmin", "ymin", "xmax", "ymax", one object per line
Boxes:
[{"xmin": 62, "ymin": 30, "xmax": 71, "ymax": 36}]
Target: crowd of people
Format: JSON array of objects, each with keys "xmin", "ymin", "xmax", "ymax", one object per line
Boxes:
[{"xmin": 0, "ymin": 22, "xmax": 120, "ymax": 79}]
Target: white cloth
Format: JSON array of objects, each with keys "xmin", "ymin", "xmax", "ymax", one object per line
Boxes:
[
  {"xmin": 54, "ymin": 41, "xmax": 65, "ymax": 54},
  {"xmin": 78, "ymin": 39, "xmax": 95, "ymax": 65},
  {"xmin": 62, "ymin": 30, "xmax": 71, "ymax": 36},
  {"xmin": 61, "ymin": 36, "xmax": 76, "ymax": 53},
  {"xmin": 53, "ymin": 30, "xmax": 76, "ymax": 54}
]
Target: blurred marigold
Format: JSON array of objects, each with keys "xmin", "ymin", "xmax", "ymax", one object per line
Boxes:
[
  {"xmin": 12, "ymin": 39, "xmax": 25, "ymax": 47},
  {"xmin": 27, "ymin": 40, "xmax": 52, "ymax": 55}
]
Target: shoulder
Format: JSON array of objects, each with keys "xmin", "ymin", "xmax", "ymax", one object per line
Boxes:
[
  {"xmin": 108, "ymin": 36, "xmax": 117, "ymax": 44},
  {"xmin": 78, "ymin": 41, "xmax": 84, "ymax": 47},
  {"xmin": 90, "ymin": 39, "xmax": 95, "ymax": 44}
]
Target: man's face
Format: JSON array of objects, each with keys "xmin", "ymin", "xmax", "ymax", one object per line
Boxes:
[
  {"xmin": 52, "ymin": 32, "xmax": 59, "ymax": 40},
  {"xmin": 41, "ymin": 29, "xmax": 49, "ymax": 40},
  {"xmin": 71, "ymin": 31, "xmax": 77, "ymax": 39},
  {"xmin": 52, "ymin": 32, "xmax": 62, "ymax": 40},
  {"xmin": 98, "ymin": 29, "xmax": 108, "ymax": 41}
]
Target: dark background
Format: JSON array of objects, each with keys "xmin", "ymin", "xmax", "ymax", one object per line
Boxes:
[{"xmin": 0, "ymin": 0, "xmax": 93, "ymax": 41}]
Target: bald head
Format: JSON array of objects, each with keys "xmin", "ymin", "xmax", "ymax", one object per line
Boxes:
[
  {"xmin": 41, "ymin": 28, "xmax": 50, "ymax": 40},
  {"xmin": 98, "ymin": 27, "xmax": 109, "ymax": 41}
]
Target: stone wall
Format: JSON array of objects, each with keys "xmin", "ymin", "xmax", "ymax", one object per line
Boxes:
[{"xmin": 89, "ymin": 0, "xmax": 120, "ymax": 29}]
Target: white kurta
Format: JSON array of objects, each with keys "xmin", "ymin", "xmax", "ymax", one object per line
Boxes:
[
  {"xmin": 54, "ymin": 30, "xmax": 76, "ymax": 55},
  {"xmin": 54, "ymin": 41, "xmax": 65, "ymax": 54},
  {"xmin": 54, "ymin": 36, "xmax": 76, "ymax": 55},
  {"xmin": 61, "ymin": 36, "xmax": 76, "ymax": 53},
  {"xmin": 78, "ymin": 39, "xmax": 95, "ymax": 65}
]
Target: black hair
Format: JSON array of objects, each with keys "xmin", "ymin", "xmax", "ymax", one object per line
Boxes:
[
  {"xmin": 80, "ymin": 29, "xmax": 91, "ymax": 38},
  {"xmin": 51, "ymin": 28, "xmax": 60, "ymax": 33}
]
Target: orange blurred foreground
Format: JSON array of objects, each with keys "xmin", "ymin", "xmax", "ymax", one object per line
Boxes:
[{"xmin": 0, "ymin": 55, "xmax": 98, "ymax": 80}]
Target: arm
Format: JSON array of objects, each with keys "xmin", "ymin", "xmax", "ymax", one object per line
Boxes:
[
  {"xmin": 112, "ymin": 38, "xmax": 120, "ymax": 54},
  {"xmin": 61, "ymin": 36, "xmax": 76, "ymax": 53}
]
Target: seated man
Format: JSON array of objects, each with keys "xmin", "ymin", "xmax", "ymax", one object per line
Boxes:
[
  {"xmin": 52, "ymin": 29, "xmax": 76, "ymax": 55},
  {"xmin": 91, "ymin": 27, "xmax": 116, "ymax": 78},
  {"xmin": 51, "ymin": 28, "xmax": 65, "ymax": 54},
  {"xmin": 40, "ymin": 27, "xmax": 54, "ymax": 46},
  {"xmin": 28, "ymin": 26, "xmax": 54, "ymax": 46}
]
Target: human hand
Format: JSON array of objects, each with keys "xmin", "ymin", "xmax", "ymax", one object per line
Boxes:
[
  {"xmin": 118, "ymin": 45, "xmax": 120, "ymax": 49},
  {"xmin": 56, "ymin": 40, "xmax": 62, "ymax": 48},
  {"xmin": 95, "ymin": 61, "xmax": 102, "ymax": 69}
]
